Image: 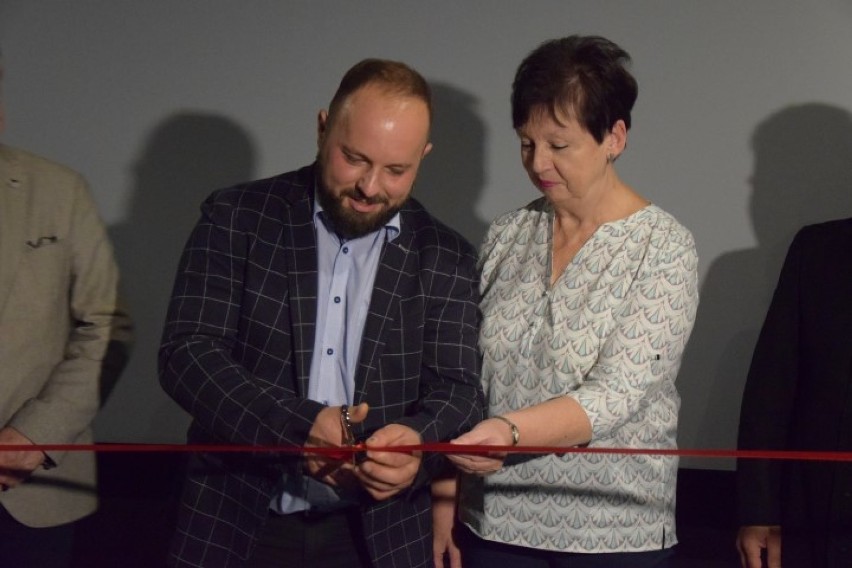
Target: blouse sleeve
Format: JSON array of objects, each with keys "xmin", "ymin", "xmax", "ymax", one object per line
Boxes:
[{"xmin": 568, "ymin": 227, "xmax": 699, "ymax": 440}]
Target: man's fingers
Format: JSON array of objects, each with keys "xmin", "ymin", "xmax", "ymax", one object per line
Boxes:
[
  {"xmin": 357, "ymin": 476, "xmax": 400, "ymax": 501},
  {"xmin": 364, "ymin": 447, "xmax": 418, "ymax": 466},
  {"xmin": 312, "ymin": 459, "xmax": 344, "ymax": 480},
  {"xmin": 348, "ymin": 402, "xmax": 370, "ymax": 424}
]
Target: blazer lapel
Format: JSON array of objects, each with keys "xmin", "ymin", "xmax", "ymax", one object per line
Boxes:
[
  {"xmin": 353, "ymin": 228, "xmax": 417, "ymax": 403},
  {"xmin": 284, "ymin": 173, "xmax": 319, "ymax": 396},
  {"xmin": 0, "ymin": 147, "xmax": 27, "ymax": 319}
]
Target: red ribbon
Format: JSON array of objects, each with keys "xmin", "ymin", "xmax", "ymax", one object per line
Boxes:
[{"xmin": 2, "ymin": 443, "xmax": 852, "ymax": 462}]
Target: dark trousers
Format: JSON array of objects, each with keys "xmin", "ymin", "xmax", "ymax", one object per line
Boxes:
[
  {"xmin": 247, "ymin": 508, "xmax": 372, "ymax": 568},
  {"xmin": 0, "ymin": 504, "xmax": 75, "ymax": 568},
  {"xmin": 457, "ymin": 524, "xmax": 675, "ymax": 568}
]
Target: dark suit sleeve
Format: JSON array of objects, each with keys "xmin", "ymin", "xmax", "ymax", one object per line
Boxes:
[
  {"xmin": 736, "ymin": 231, "xmax": 804, "ymax": 525},
  {"xmin": 394, "ymin": 238, "xmax": 485, "ymax": 484},
  {"xmin": 158, "ymin": 191, "xmax": 322, "ymax": 447}
]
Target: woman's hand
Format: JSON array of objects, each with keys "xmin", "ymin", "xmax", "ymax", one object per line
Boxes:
[
  {"xmin": 447, "ymin": 417, "xmax": 514, "ymax": 475},
  {"xmin": 432, "ymin": 477, "xmax": 462, "ymax": 568},
  {"xmin": 736, "ymin": 525, "xmax": 781, "ymax": 568}
]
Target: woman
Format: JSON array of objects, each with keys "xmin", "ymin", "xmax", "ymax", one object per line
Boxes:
[{"xmin": 433, "ymin": 35, "xmax": 699, "ymax": 567}]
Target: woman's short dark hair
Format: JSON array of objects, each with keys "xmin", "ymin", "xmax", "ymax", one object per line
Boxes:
[
  {"xmin": 511, "ymin": 35, "xmax": 638, "ymax": 143},
  {"xmin": 327, "ymin": 58, "xmax": 432, "ymax": 127}
]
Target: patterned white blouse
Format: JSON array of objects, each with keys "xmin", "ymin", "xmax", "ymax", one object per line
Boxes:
[{"xmin": 459, "ymin": 199, "xmax": 699, "ymax": 553}]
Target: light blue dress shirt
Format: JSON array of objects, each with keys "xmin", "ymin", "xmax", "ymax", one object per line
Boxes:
[{"xmin": 274, "ymin": 194, "xmax": 400, "ymax": 513}]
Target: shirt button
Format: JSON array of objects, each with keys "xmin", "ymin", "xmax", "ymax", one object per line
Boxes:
[
  {"xmin": 342, "ymin": 246, "xmax": 349, "ymax": 254},
  {"xmin": 326, "ymin": 348, "xmax": 334, "ymax": 355},
  {"xmin": 334, "ymin": 296, "xmax": 341, "ymax": 304}
]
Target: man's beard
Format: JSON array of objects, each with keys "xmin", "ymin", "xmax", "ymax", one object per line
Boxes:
[{"xmin": 316, "ymin": 182, "xmax": 405, "ymax": 240}]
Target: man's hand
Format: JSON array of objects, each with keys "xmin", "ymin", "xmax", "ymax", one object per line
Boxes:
[
  {"xmin": 0, "ymin": 427, "xmax": 46, "ymax": 490},
  {"xmin": 354, "ymin": 424, "xmax": 422, "ymax": 501},
  {"xmin": 446, "ymin": 418, "xmax": 511, "ymax": 475},
  {"xmin": 736, "ymin": 525, "xmax": 781, "ymax": 568},
  {"xmin": 304, "ymin": 403, "xmax": 369, "ymax": 488}
]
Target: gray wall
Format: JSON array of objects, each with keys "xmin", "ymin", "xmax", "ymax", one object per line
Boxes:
[{"xmin": 2, "ymin": 1, "xmax": 852, "ymax": 469}]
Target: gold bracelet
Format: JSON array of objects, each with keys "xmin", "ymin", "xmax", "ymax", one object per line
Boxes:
[{"xmin": 492, "ymin": 415, "xmax": 520, "ymax": 446}]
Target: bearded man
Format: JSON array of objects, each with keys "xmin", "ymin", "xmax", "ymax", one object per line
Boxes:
[{"xmin": 158, "ymin": 58, "xmax": 483, "ymax": 568}]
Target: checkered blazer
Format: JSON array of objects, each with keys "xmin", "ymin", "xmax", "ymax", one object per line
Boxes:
[{"xmin": 159, "ymin": 164, "xmax": 483, "ymax": 567}]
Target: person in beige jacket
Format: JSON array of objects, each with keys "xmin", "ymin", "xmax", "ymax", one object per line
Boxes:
[{"xmin": 0, "ymin": 49, "xmax": 132, "ymax": 566}]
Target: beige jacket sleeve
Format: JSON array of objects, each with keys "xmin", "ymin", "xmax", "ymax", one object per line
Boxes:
[{"xmin": 0, "ymin": 144, "xmax": 133, "ymax": 526}]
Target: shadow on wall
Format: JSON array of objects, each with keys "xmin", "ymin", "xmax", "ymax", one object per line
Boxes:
[
  {"xmin": 95, "ymin": 112, "xmax": 256, "ymax": 442},
  {"xmin": 678, "ymin": 103, "xmax": 852, "ymax": 468},
  {"xmin": 415, "ymin": 82, "xmax": 490, "ymax": 249}
]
